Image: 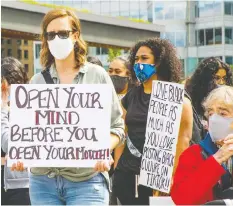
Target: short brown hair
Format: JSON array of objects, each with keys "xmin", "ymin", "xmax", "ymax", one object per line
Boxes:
[{"xmin": 40, "ymin": 9, "xmax": 87, "ymax": 69}]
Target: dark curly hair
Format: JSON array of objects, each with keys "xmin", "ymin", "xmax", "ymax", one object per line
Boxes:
[
  {"xmin": 1, "ymin": 57, "xmax": 28, "ymax": 84},
  {"xmin": 128, "ymin": 37, "xmax": 182, "ymax": 83},
  {"xmin": 87, "ymin": 56, "xmax": 103, "ymax": 67},
  {"xmin": 186, "ymin": 57, "xmax": 233, "ymax": 117}
]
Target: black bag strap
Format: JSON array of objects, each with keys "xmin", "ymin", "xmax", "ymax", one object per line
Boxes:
[
  {"xmin": 184, "ymin": 90, "xmax": 206, "ymax": 145},
  {"xmin": 184, "ymin": 90, "xmax": 203, "ymax": 126},
  {"xmin": 41, "ymin": 68, "xmax": 54, "ymax": 84}
]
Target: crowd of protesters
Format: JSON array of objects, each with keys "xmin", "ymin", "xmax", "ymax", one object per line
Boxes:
[{"xmin": 1, "ymin": 8, "xmax": 233, "ymax": 206}]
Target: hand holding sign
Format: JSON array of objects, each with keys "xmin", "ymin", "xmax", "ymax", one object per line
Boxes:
[{"xmin": 94, "ymin": 155, "xmax": 114, "ymax": 172}]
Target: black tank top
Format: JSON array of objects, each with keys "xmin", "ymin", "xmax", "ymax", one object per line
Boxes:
[{"xmin": 117, "ymin": 85, "xmax": 150, "ymax": 174}]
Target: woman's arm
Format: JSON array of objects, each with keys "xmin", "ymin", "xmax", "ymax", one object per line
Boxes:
[
  {"xmin": 113, "ymin": 103, "xmax": 127, "ymax": 169},
  {"xmin": 1, "ymin": 106, "xmax": 9, "ymax": 153},
  {"xmin": 173, "ymin": 97, "xmax": 193, "ymax": 173},
  {"xmin": 1, "ymin": 93, "xmax": 9, "ymax": 153},
  {"xmin": 95, "ymin": 71, "xmax": 125, "ymax": 172}
]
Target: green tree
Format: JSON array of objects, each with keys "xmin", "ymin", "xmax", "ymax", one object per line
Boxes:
[
  {"xmin": 107, "ymin": 48, "xmax": 122, "ymax": 62},
  {"xmin": 230, "ymin": 65, "xmax": 233, "ymax": 71}
]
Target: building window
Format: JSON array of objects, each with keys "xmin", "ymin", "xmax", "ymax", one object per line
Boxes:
[
  {"xmin": 1, "ymin": 38, "xmax": 4, "ymax": 44},
  {"xmin": 130, "ymin": 1, "xmax": 140, "ymax": 19},
  {"xmin": 120, "ymin": 1, "xmax": 130, "ymax": 17},
  {"xmin": 174, "ymin": 2, "xmax": 186, "ymax": 20},
  {"xmin": 24, "ymin": 64, "xmax": 29, "ymax": 73},
  {"xmin": 101, "ymin": 1, "xmax": 110, "ymax": 16},
  {"xmin": 224, "ymin": 1, "xmax": 233, "ymax": 15},
  {"xmin": 7, "ymin": 49, "xmax": 12, "ymax": 56},
  {"xmin": 17, "ymin": 49, "xmax": 22, "ymax": 59},
  {"xmin": 165, "ymin": 6, "xmax": 174, "ymax": 19},
  {"xmin": 24, "ymin": 50, "xmax": 29, "ymax": 59},
  {"xmin": 7, "ymin": 39, "xmax": 12, "ymax": 45},
  {"xmin": 91, "ymin": 1, "xmax": 101, "ymax": 15},
  {"xmin": 225, "ymin": 27, "xmax": 233, "ymax": 44},
  {"xmin": 213, "ymin": 1, "xmax": 222, "ymax": 16},
  {"xmin": 154, "ymin": 1, "xmax": 186, "ymax": 20},
  {"xmin": 226, "ymin": 56, "xmax": 233, "ymax": 65},
  {"xmin": 166, "ymin": 32, "xmax": 176, "ymax": 45},
  {"xmin": 161, "ymin": 31, "xmax": 186, "ymax": 47},
  {"xmin": 35, "ymin": 44, "xmax": 42, "ymax": 59},
  {"xmin": 198, "ymin": 57, "xmax": 205, "ymax": 63},
  {"xmin": 102, "ymin": 48, "xmax": 108, "ymax": 55},
  {"xmin": 197, "ymin": 1, "xmax": 220, "ymax": 18},
  {"xmin": 197, "ymin": 29, "xmax": 205, "ymax": 46},
  {"xmin": 1, "ymin": 49, "xmax": 5, "ymax": 58},
  {"xmin": 154, "ymin": 2, "xmax": 164, "ymax": 20},
  {"xmin": 206, "ymin": 28, "xmax": 214, "ymax": 45},
  {"xmin": 96, "ymin": 47, "xmax": 101, "ymax": 55},
  {"xmin": 17, "ymin": 40, "xmax": 21, "ymax": 45},
  {"xmin": 197, "ymin": 28, "xmax": 223, "ymax": 46},
  {"xmin": 24, "ymin": 40, "xmax": 28, "ymax": 45},
  {"xmin": 147, "ymin": 1, "xmax": 153, "ymax": 22},
  {"xmin": 176, "ymin": 32, "xmax": 186, "ymax": 47},
  {"xmin": 110, "ymin": 1, "xmax": 120, "ymax": 17},
  {"xmin": 214, "ymin": 28, "xmax": 222, "ymax": 44}
]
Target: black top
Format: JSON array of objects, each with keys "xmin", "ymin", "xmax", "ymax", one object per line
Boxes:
[{"xmin": 117, "ymin": 85, "xmax": 151, "ymax": 174}]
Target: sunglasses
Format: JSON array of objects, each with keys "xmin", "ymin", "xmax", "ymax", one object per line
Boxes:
[
  {"xmin": 214, "ymin": 76, "xmax": 227, "ymax": 82},
  {"xmin": 45, "ymin": 30, "xmax": 75, "ymax": 41}
]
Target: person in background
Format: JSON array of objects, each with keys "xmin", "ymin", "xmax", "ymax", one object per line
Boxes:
[
  {"xmin": 107, "ymin": 56, "xmax": 134, "ymax": 205},
  {"xmin": 11, "ymin": 9, "xmax": 124, "ymax": 205},
  {"xmin": 113, "ymin": 37, "xmax": 193, "ymax": 205},
  {"xmin": 87, "ymin": 55, "xmax": 103, "ymax": 67},
  {"xmin": 186, "ymin": 57, "xmax": 233, "ymax": 122},
  {"xmin": 1, "ymin": 57, "xmax": 30, "ymax": 205},
  {"xmin": 171, "ymin": 86, "xmax": 233, "ymax": 205},
  {"xmin": 108, "ymin": 56, "xmax": 133, "ymax": 101}
]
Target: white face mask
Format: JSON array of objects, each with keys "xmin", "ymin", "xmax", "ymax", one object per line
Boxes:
[
  {"xmin": 48, "ymin": 36, "xmax": 74, "ymax": 60},
  {"xmin": 209, "ymin": 113, "xmax": 233, "ymax": 142}
]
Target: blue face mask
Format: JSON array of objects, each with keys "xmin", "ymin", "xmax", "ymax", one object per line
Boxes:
[{"xmin": 133, "ymin": 63, "xmax": 156, "ymax": 83}]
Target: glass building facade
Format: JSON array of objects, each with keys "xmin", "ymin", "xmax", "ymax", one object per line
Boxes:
[
  {"xmin": 33, "ymin": 0, "xmax": 233, "ymax": 76},
  {"xmin": 36, "ymin": 0, "xmax": 153, "ymax": 22}
]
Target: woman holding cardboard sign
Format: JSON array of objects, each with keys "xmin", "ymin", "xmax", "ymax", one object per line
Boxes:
[
  {"xmin": 113, "ymin": 38, "xmax": 193, "ymax": 205},
  {"xmin": 11, "ymin": 9, "xmax": 125, "ymax": 205}
]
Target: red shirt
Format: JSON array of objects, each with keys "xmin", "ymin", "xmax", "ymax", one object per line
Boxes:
[{"xmin": 171, "ymin": 145, "xmax": 226, "ymax": 205}]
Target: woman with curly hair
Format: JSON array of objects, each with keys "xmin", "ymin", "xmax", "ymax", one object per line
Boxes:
[
  {"xmin": 186, "ymin": 57, "xmax": 233, "ymax": 122},
  {"xmin": 113, "ymin": 37, "xmax": 193, "ymax": 205}
]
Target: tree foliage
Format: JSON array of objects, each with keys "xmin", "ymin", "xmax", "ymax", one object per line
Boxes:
[{"xmin": 107, "ymin": 48, "xmax": 122, "ymax": 62}]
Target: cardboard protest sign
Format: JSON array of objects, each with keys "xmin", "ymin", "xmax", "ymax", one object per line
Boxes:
[
  {"xmin": 150, "ymin": 197, "xmax": 175, "ymax": 205},
  {"xmin": 7, "ymin": 84, "xmax": 112, "ymax": 167},
  {"xmin": 139, "ymin": 80, "xmax": 184, "ymax": 193}
]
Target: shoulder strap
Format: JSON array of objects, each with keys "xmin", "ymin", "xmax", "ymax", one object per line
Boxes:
[
  {"xmin": 185, "ymin": 90, "xmax": 206, "ymax": 145},
  {"xmin": 41, "ymin": 68, "xmax": 54, "ymax": 84},
  {"xmin": 184, "ymin": 90, "xmax": 202, "ymax": 125}
]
